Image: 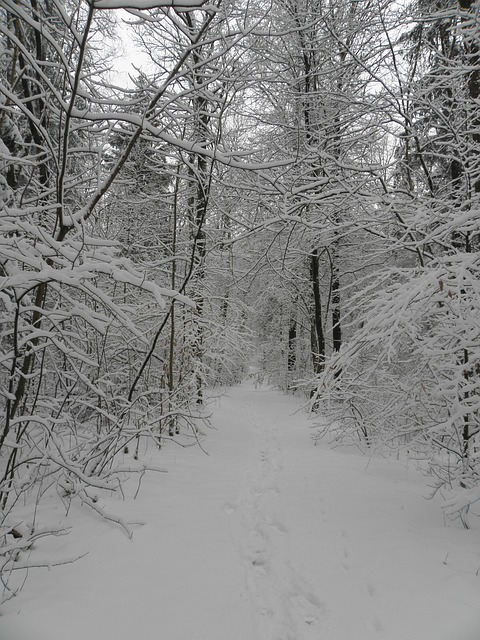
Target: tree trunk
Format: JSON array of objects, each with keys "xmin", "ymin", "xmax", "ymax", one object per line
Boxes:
[
  {"xmin": 288, "ymin": 321, "xmax": 297, "ymax": 373},
  {"xmin": 310, "ymin": 249, "xmax": 325, "ymax": 374}
]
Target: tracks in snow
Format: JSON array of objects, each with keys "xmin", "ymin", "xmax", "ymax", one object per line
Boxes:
[{"xmin": 223, "ymin": 392, "xmax": 327, "ymax": 640}]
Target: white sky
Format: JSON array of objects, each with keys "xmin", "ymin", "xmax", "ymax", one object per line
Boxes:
[{"xmin": 110, "ymin": 11, "xmax": 152, "ymax": 85}]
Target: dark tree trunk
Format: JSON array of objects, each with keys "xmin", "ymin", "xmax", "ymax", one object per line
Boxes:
[
  {"xmin": 310, "ymin": 249, "xmax": 325, "ymax": 374},
  {"xmin": 332, "ymin": 274, "xmax": 342, "ymax": 354},
  {"xmin": 288, "ymin": 322, "xmax": 297, "ymax": 372}
]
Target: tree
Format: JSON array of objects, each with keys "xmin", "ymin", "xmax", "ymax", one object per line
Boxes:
[
  {"xmin": 235, "ymin": 0, "xmax": 393, "ymax": 386},
  {"xmin": 0, "ymin": 0, "xmax": 223, "ymax": 596},
  {"xmin": 314, "ymin": 0, "xmax": 480, "ymax": 524}
]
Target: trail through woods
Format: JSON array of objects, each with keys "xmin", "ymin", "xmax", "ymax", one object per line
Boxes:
[{"xmin": 2, "ymin": 383, "xmax": 480, "ymax": 639}]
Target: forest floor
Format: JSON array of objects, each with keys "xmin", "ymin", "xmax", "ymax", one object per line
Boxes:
[{"xmin": 2, "ymin": 382, "xmax": 480, "ymax": 640}]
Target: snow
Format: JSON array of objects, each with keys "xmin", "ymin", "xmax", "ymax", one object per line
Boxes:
[
  {"xmin": 2, "ymin": 383, "xmax": 480, "ymax": 639},
  {"xmin": 94, "ymin": 0, "xmax": 211, "ymax": 9}
]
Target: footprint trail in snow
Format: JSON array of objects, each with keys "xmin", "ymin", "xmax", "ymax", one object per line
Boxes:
[{"xmin": 224, "ymin": 391, "xmax": 327, "ymax": 640}]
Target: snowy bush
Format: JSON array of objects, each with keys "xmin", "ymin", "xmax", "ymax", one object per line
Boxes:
[{"xmin": 315, "ymin": 255, "xmax": 480, "ymax": 522}]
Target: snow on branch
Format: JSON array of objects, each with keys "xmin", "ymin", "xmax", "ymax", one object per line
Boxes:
[{"xmin": 93, "ymin": 0, "xmax": 213, "ymax": 9}]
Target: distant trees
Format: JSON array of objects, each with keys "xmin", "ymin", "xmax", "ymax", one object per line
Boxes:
[{"xmin": 241, "ymin": 0, "xmax": 392, "ymax": 386}]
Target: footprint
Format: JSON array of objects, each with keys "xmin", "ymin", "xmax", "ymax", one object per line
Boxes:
[
  {"xmin": 252, "ymin": 557, "xmax": 266, "ymax": 566},
  {"xmin": 364, "ymin": 615, "xmax": 383, "ymax": 633},
  {"xmin": 269, "ymin": 520, "xmax": 287, "ymax": 534},
  {"xmin": 373, "ymin": 617, "xmax": 383, "ymax": 633},
  {"xmin": 290, "ymin": 592, "xmax": 325, "ymax": 627},
  {"xmin": 249, "ymin": 528, "xmax": 267, "ymax": 552},
  {"xmin": 251, "ymin": 557, "xmax": 268, "ymax": 575}
]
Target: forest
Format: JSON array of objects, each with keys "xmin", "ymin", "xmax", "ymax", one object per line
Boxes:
[{"xmin": 1, "ymin": 0, "xmax": 480, "ymax": 602}]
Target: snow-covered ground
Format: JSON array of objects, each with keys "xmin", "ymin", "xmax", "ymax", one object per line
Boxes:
[{"xmin": 2, "ymin": 383, "xmax": 480, "ymax": 639}]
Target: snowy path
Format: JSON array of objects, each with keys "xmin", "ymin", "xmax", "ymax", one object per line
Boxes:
[
  {"xmin": 224, "ymin": 391, "xmax": 326, "ymax": 640},
  {"xmin": 2, "ymin": 383, "xmax": 480, "ymax": 640}
]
